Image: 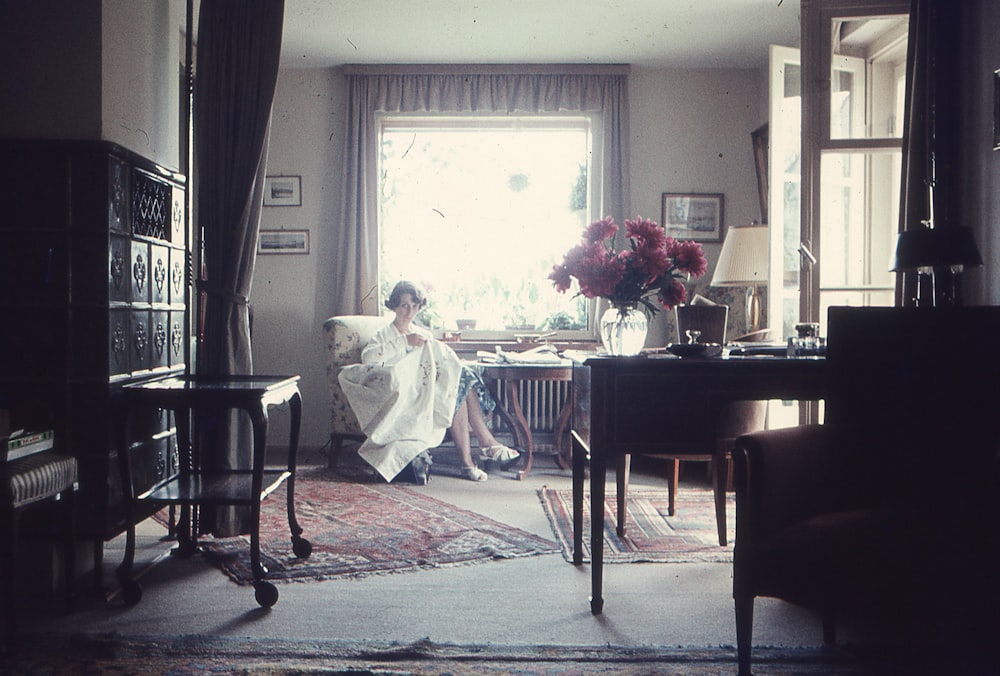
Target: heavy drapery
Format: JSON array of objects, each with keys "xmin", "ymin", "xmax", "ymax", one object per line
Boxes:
[
  {"xmin": 194, "ymin": 0, "xmax": 284, "ymax": 536},
  {"xmin": 897, "ymin": 0, "xmax": 962, "ymax": 305},
  {"xmin": 333, "ymin": 65, "xmax": 631, "ymax": 316}
]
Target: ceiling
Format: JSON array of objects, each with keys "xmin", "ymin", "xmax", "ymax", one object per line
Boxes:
[{"xmin": 279, "ymin": 0, "xmax": 801, "ymax": 70}]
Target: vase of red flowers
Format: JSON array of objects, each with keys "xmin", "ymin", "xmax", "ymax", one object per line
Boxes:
[
  {"xmin": 548, "ymin": 216, "xmax": 707, "ymax": 355},
  {"xmin": 599, "ymin": 302, "xmax": 648, "ymax": 355}
]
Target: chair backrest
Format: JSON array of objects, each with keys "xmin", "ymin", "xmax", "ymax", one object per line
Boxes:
[
  {"xmin": 323, "ymin": 315, "xmax": 389, "ymax": 366},
  {"xmin": 825, "ymin": 306, "xmax": 1000, "ymax": 508},
  {"xmin": 675, "ymin": 304, "xmax": 728, "ymax": 344}
]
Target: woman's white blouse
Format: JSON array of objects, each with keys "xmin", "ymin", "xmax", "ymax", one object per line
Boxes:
[{"xmin": 361, "ymin": 323, "xmax": 433, "ymax": 366}]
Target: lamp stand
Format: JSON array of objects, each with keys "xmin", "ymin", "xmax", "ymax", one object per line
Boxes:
[{"xmin": 746, "ymin": 284, "xmax": 763, "ymax": 333}]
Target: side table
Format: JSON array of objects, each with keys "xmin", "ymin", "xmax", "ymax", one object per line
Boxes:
[
  {"xmin": 115, "ymin": 375, "xmax": 311, "ymax": 607},
  {"xmin": 478, "ymin": 362, "xmax": 573, "ymax": 478}
]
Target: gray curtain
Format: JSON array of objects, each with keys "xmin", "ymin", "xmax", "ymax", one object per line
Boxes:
[
  {"xmin": 194, "ymin": 0, "xmax": 284, "ymax": 536},
  {"xmin": 333, "ymin": 64, "xmax": 631, "ymax": 316},
  {"xmin": 897, "ymin": 0, "xmax": 962, "ymax": 305}
]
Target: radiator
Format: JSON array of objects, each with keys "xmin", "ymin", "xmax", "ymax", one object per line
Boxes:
[{"xmin": 492, "ymin": 379, "xmax": 571, "ymax": 434}]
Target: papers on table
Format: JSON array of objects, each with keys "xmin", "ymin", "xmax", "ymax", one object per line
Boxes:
[{"xmin": 477, "ymin": 344, "xmax": 567, "ymax": 365}]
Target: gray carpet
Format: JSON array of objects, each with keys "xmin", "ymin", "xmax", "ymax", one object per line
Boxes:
[{"xmin": 7, "ymin": 452, "xmax": 938, "ymax": 674}]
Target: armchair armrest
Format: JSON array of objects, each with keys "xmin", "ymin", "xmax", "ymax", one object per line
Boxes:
[{"xmin": 733, "ymin": 424, "xmax": 840, "ymax": 543}]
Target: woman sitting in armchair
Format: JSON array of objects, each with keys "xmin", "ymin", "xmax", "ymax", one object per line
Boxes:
[{"xmin": 339, "ymin": 280, "xmax": 519, "ymax": 483}]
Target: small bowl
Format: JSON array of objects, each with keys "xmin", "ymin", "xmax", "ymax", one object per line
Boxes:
[{"xmin": 666, "ymin": 342, "xmax": 721, "ymax": 358}]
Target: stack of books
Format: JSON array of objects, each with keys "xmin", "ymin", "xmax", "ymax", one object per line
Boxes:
[{"xmin": 3, "ymin": 429, "xmax": 55, "ymax": 461}]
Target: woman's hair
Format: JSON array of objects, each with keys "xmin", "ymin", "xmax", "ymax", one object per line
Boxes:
[{"xmin": 385, "ymin": 280, "xmax": 428, "ymax": 310}]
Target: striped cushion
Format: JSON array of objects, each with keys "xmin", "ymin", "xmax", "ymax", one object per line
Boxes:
[{"xmin": 4, "ymin": 452, "xmax": 78, "ymax": 509}]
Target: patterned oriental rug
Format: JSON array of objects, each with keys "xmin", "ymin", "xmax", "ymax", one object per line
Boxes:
[
  {"xmin": 174, "ymin": 468, "xmax": 559, "ymax": 584},
  {"xmin": 539, "ymin": 486, "xmax": 735, "ymax": 564}
]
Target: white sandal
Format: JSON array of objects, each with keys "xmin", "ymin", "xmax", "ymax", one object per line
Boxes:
[
  {"xmin": 461, "ymin": 466, "xmax": 488, "ymax": 482},
  {"xmin": 480, "ymin": 444, "xmax": 520, "ymax": 466}
]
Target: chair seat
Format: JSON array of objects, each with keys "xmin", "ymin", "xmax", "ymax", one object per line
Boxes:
[{"xmin": 4, "ymin": 453, "xmax": 78, "ymax": 509}]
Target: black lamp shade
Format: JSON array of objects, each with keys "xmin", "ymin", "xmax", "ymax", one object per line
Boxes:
[{"xmin": 890, "ymin": 226, "xmax": 982, "ymax": 271}]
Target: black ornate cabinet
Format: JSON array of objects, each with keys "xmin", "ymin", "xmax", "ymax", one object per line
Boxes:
[{"xmin": 0, "ymin": 139, "xmax": 188, "ymax": 546}]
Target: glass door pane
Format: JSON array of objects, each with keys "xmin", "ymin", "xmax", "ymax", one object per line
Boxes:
[
  {"xmin": 828, "ymin": 15, "xmax": 908, "ymax": 140},
  {"xmin": 817, "ymin": 150, "xmax": 900, "ymax": 332},
  {"xmin": 767, "ymin": 45, "xmax": 802, "ymax": 341}
]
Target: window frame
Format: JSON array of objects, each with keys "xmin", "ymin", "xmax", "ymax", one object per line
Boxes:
[{"xmin": 375, "ymin": 112, "xmax": 603, "ymax": 342}]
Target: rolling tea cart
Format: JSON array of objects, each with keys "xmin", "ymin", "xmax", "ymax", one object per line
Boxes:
[{"xmin": 115, "ymin": 374, "xmax": 310, "ymax": 607}]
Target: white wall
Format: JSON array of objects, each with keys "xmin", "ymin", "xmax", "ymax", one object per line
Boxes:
[
  {"xmin": 102, "ymin": 0, "xmax": 186, "ymax": 168},
  {"xmin": 253, "ymin": 68, "xmax": 346, "ymax": 454},
  {"xmin": 630, "ymin": 67, "xmax": 766, "ymax": 347},
  {"xmin": 0, "ymin": 0, "xmax": 185, "ymax": 172},
  {"xmin": 254, "ymin": 66, "xmax": 767, "ymax": 452}
]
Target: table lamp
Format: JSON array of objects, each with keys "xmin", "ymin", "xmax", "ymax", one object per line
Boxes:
[
  {"xmin": 890, "ymin": 225, "xmax": 982, "ymax": 306},
  {"xmin": 712, "ymin": 222, "xmax": 768, "ymax": 333}
]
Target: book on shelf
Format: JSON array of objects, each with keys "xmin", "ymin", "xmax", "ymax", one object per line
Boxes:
[{"xmin": 3, "ymin": 429, "xmax": 55, "ymax": 461}]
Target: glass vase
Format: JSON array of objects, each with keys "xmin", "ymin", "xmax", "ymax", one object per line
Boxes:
[{"xmin": 600, "ymin": 304, "xmax": 648, "ymax": 356}]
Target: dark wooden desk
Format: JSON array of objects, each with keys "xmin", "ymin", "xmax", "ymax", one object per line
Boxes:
[
  {"xmin": 572, "ymin": 354, "xmax": 826, "ymax": 614},
  {"xmin": 115, "ymin": 375, "xmax": 311, "ymax": 608},
  {"xmin": 479, "ymin": 362, "xmax": 574, "ymax": 478}
]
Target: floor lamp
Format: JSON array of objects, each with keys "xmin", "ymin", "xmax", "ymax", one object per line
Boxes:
[{"xmin": 712, "ymin": 223, "xmax": 769, "ymax": 334}]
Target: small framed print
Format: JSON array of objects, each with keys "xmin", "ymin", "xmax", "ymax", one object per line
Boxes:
[
  {"xmin": 263, "ymin": 175, "xmax": 302, "ymax": 206},
  {"xmin": 661, "ymin": 192, "xmax": 724, "ymax": 242},
  {"xmin": 258, "ymin": 229, "xmax": 309, "ymax": 254}
]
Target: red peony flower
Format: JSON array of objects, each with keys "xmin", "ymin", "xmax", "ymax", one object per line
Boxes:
[
  {"xmin": 657, "ymin": 277, "xmax": 688, "ymax": 308},
  {"xmin": 550, "ymin": 215, "xmax": 707, "ymax": 313}
]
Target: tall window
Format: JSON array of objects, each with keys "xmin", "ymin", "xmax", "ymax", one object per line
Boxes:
[
  {"xmin": 797, "ymin": 1, "xmax": 909, "ymax": 333},
  {"xmin": 378, "ymin": 116, "xmax": 597, "ymax": 336}
]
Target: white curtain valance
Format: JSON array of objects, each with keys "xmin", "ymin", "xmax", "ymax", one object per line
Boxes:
[{"xmin": 332, "ymin": 67, "xmax": 631, "ymax": 316}]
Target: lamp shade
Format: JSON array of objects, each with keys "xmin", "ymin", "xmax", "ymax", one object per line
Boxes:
[
  {"xmin": 890, "ymin": 226, "xmax": 983, "ymax": 271},
  {"xmin": 711, "ymin": 223, "xmax": 769, "ymax": 286}
]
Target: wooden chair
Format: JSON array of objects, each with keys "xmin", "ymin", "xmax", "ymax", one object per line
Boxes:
[
  {"xmin": 616, "ymin": 304, "xmax": 767, "ymax": 546},
  {"xmin": 732, "ymin": 306, "xmax": 1000, "ymax": 675},
  {"xmin": 2, "ymin": 443, "xmax": 78, "ymax": 647}
]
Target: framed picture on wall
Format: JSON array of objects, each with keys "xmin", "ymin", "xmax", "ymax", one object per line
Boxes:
[
  {"xmin": 661, "ymin": 192, "xmax": 724, "ymax": 242},
  {"xmin": 258, "ymin": 229, "xmax": 309, "ymax": 254},
  {"xmin": 263, "ymin": 176, "xmax": 302, "ymax": 206}
]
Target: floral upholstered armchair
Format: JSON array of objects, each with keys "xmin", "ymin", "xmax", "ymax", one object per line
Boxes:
[{"xmin": 322, "ymin": 314, "xmax": 389, "ymax": 466}]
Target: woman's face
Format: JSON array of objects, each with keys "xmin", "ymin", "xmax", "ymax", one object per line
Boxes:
[{"xmin": 393, "ymin": 292, "xmax": 421, "ymax": 325}]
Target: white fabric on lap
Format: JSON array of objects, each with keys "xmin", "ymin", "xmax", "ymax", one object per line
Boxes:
[{"xmin": 338, "ymin": 323, "xmax": 462, "ymax": 481}]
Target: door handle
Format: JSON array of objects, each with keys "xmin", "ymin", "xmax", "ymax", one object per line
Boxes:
[{"xmin": 798, "ymin": 241, "xmax": 817, "ymax": 267}]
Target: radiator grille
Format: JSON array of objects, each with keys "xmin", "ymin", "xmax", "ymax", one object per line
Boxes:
[{"xmin": 493, "ymin": 379, "xmax": 571, "ymax": 433}]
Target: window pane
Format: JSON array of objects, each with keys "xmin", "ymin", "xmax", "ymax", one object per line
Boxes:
[
  {"xmin": 828, "ymin": 15, "xmax": 909, "ymax": 140},
  {"xmin": 818, "ymin": 150, "xmax": 900, "ymax": 310},
  {"xmin": 378, "ymin": 118, "xmax": 592, "ymax": 333}
]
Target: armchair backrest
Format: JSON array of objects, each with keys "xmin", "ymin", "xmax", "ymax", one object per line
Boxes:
[{"xmin": 825, "ymin": 306, "xmax": 1000, "ymax": 508}]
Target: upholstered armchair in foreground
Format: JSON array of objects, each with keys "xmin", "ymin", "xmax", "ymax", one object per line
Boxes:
[
  {"xmin": 731, "ymin": 306, "xmax": 1000, "ymax": 675},
  {"xmin": 322, "ymin": 315, "xmax": 388, "ymax": 466}
]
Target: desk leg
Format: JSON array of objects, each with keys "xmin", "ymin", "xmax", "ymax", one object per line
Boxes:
[
  {"xmin": 590, "ymin": 448, "xmax": 606, "ymax": 615},
  {"xmin": 571, "ymin": 431, "xmax": 586, "ymax": 566}
]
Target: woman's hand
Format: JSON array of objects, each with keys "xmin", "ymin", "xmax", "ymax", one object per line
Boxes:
[{"xmin": 405, "ymin": 332, "xmax": 427, "ymax": 348}]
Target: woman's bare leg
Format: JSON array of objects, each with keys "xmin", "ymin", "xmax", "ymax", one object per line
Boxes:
[
  {"xmin": 465, "ymin": 390, "xmax": 500, "ymax": 448},
  {"xmin": 449, "ymin": 397, "xmax": 477, "ymax": 467}
]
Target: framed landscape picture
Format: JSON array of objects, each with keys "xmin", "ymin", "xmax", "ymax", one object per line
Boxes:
[
  {"xmin": 661, "ymin": 192, "xmax": 724, "ymax": 242},
  {"xmin": 263, "ymin": 175, "xmax": 302, "ymax": 206},
  {"xmin": 258, "ymin": 229, "xmax": 310, "ymax": 254}
]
